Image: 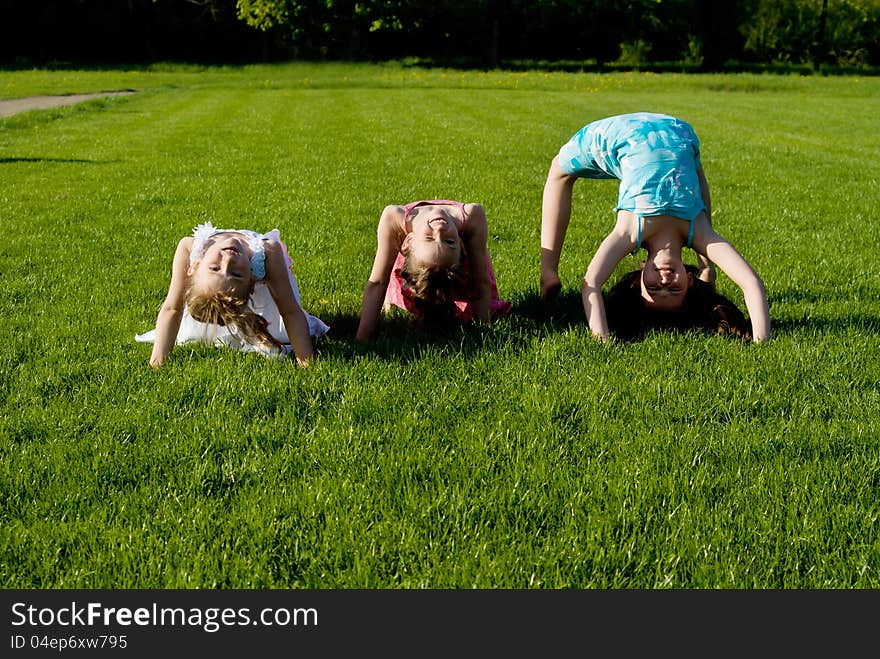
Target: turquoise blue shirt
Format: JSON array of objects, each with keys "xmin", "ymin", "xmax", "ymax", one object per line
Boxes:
[{"xmin": 558, "ymin": 112, "xmax": 706, "ymax": 226}]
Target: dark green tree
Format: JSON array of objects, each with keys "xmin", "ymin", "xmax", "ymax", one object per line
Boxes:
[{"xmin": 740, "ymin": 0, "xmax": 879, "ymax": 67}]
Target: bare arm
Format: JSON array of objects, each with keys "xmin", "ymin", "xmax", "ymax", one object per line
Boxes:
[
  {"xmin": 264, "ymin": 242, "xmax": 315, "ymax": 366},
  {"xmin": 462, "ymin": 203, "xmax": 492, "ymax": 323},
  {"xmin": 698, "ymin": 230, "xmax": 770, "ymax": 342},
  {"xmin": 356, "ymin": 205, "xmax": 406, "ymax": 341},
  {"xmin": 697, "ymin": 165, "xmax": 712, "ymax": 224},
  {"xmin": 581, "ymin": 218, "xmax": 637, "ymax": 341},
  {"xmin": 695, "ymin": 165, "xmax": 715, "ymax": 284},
  {"xmin": 149, "ymin": 237, "xmax": 193, "ymax": 368}
]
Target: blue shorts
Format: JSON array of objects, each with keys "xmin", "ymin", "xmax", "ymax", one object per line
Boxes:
[{"xmin": 558, "ymin": 112, "xmax": 706, "ymax": 221}]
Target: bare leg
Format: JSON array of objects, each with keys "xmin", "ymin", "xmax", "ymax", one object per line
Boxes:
[{"xmin": 540, "ymin": 157, "xmax": 576, "ymax": 301}]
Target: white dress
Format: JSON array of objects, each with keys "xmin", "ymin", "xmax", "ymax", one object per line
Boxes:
[{"xmin": 136, "ymin": 223, "xmax": 329, "ymax": 358}]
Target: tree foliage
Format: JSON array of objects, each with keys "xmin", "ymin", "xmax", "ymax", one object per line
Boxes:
[
  {"xmin": 236, "ymin": 0, "xmax": 291, "ymax": 31},
  {"xmin": 1, "ymin": 0, "xmax": 877, "ymax": 67},
  {"xmin": 740, "ymin": 0, "xmax": 880, "ymax": 66}
]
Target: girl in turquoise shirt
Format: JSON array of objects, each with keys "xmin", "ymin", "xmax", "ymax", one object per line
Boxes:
[{"xmin": 540, "ymin": 112, "xmax": 769, "ymax": 343}]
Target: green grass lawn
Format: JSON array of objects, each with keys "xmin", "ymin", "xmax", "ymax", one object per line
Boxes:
[{"xmin": 1, "ymin": 62, "xmax": 879, "ymax": 588}]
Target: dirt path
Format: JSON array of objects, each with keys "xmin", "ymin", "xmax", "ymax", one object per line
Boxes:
[{"xmin": 0, "ymin": 91, "xmax": 135, "ymax": 118}]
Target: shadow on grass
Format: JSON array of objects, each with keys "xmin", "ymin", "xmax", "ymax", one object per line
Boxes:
[
  {"xmin": 510, "ymin": 288, "xmax": 585, "ymax": 331},
  {"xmin": 771, "ymin": 315, "xmax": 880, "ymax": 335},
  {"xmin": 314, "ymin": 288, "xmax": 588, "ymax": 363},
  {"xmin": 314, "ymin": 311, "xmax": 495, "ymax": 364},
  {"xmin": 769, "ymin": 285, "xmax": 880, "ymax": 334},
  {"xmin": 0, "ymin": 157, "xmax": 122, "ymax": 164},
  {"xmin": 284, "ymin": 284, "xmax": 880, "ymax": 364}
]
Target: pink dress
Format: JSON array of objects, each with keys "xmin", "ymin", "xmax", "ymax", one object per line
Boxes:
[{"xmin": 383, "ymin": 200, "xmax": 512, "ymax": 322}]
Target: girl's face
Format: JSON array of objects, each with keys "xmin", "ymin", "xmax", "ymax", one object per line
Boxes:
[
  {"xmin": 640, "ymin": 258, "xmax": 692, "ymax": 312},
  {"xmin": 404, "ymin": 214, "xmax": 463, "ymax": 269},
  {"xmin": 190, "ymin": 235, "xmax": 253, "ymax": 298}
]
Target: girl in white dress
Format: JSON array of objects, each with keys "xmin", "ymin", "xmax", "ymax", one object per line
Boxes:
[{"xmin": 137, "ymin": 222, "xmax": 328, "ymax": 367}]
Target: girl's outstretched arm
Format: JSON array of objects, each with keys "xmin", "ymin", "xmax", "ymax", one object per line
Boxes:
[
  {"xmin": 462, "ymin": 203, "xmax": 492, "ymax": 323},
  {"xmin": 356, "ymin": 205, "xmax": 406, "ymax": 341},
  {"xmin": 695, "ymin": 166, "xmax": 716, "ymax": 284},
  {"xmin": 697, "ymin": 165, "xmax": 712, "ymax": 225},
  {"xmin": 581, "ymin": 217, "xmax": 637, "ymax": 341},
  {"xmin": 150, "ymin": 237, "xmax": 193, "ymax": 367},
  {"xmin": 699, "ymin": 231, "xmax": 770, "ymax": 342},
  {"xmin": 264, "ymin": 242, "xmax": 315, "ymax": 366}
]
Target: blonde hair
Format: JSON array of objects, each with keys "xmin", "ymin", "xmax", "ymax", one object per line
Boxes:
[
  {"xmin": 400, "ymin": 252, "xmax": 468, "ymax": 329},
  {"xmin": 185, "ymin": 283, "xmax": 282, "ymax": 351}
]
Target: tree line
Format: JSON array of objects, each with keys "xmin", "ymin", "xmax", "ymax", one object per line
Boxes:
[{"xmin": 2, "ymin": 0, "xmax": 878, "ymax": 70}]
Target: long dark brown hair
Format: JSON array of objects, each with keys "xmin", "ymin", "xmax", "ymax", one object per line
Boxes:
[{"xmin": 604, "ymin": 265, "xmax": 751, "ymax": 342}]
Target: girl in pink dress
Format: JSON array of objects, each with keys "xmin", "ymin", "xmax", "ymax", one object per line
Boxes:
[{"xmin": 356, "ymin": 200, "xmax": 511, "ymax": 340}]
